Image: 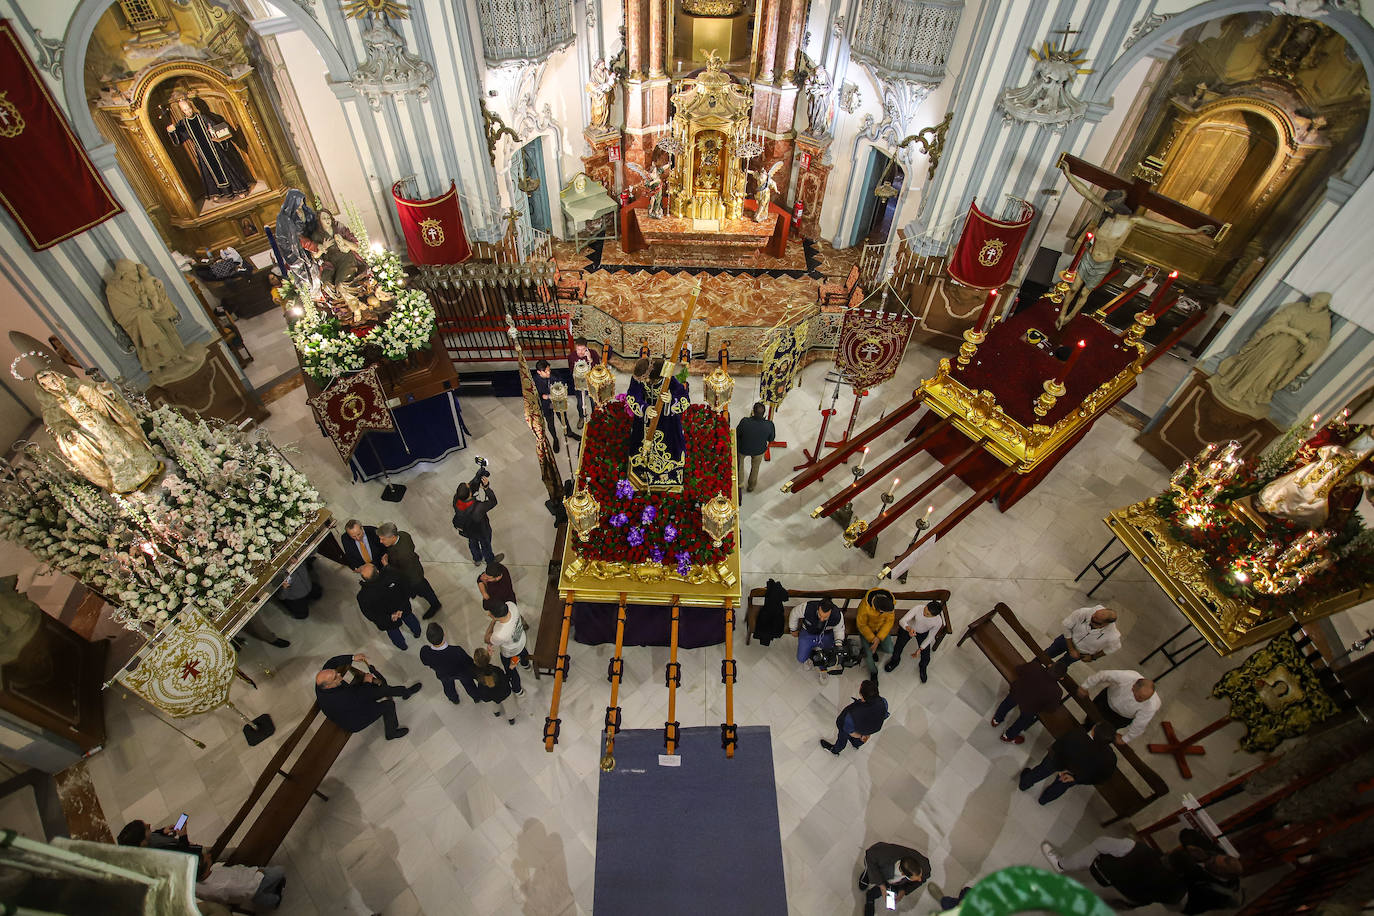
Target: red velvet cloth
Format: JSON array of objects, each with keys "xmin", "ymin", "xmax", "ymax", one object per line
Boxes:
[
  {"xmin": 392, "ymin": 180, "xmax": 471, "ymax": 264},
  {"xmin": 946, "ymin": 198, "xmax": 1034, "ymax": 290},
  {"xmin": 953, "ymin": 297, "xmax": 1136, "ymax": 427},
  {"xmin": 0, "ymin": 21, "xmax": 122, "ymax": 250}
]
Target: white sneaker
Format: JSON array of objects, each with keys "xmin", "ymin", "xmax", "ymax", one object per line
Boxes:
[
  {"xmin": 1040, "ymin": 841, "xmax": 1063, "ymax": 872},
  {"xmin": 514, "ymin": 689, "xmax": 527, "ymax": 698},
  {"xmin": 803, "ymin": 660, "xmax": 814, "ymax": 671},
  {"xmin": 817, "ymin": 668, "xmax": 830, "ymax": 685}
]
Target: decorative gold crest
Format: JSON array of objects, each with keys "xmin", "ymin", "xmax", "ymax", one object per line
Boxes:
[
  {"xmin": 419, "ymin": 217, "xmax": 445, "ymax": 247},
  {"xmin": 977, "ymin": 238, "xmax": 1005, "ymax": 267},
  {"xmin": 0, "ymin": 91, "xmax": 25, "ymax": 139},
  {"xmin": 341, "ymin": 0, "xmax": 411, "ymax": 19}
]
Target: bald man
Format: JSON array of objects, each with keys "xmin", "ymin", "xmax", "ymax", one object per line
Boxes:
[
  {"xmin": 1077, "ymin": 669, "xmax": 1160, "ymax": 745},
  {"xmin": 314, "ymin": 653, "xmax": 420, "ymax": 740},
  {"xmin": 1045, "ymin": 605, "xmax": 1121, "ymax": 669}
]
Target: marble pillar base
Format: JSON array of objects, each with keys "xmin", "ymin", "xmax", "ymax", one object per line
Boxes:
[
  {"xmin": 1136, "ymin": 369, "xmax": 1279, "ymax": 471},
  {"xmin": 794, "ymin": 134, "xmax": 832, "ymax": 238},
  {"xmin": 147, "ymin": 342, "xmax": 269, "ymax": 426},
  {"xmin": 582, "ymin": 127, "xmax": 622, "ymax": 196}
]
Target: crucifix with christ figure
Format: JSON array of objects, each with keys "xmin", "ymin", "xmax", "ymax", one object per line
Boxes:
[{"xmin": 1055, "ymin": 152, "xmax": 1229, "ymax": 328}]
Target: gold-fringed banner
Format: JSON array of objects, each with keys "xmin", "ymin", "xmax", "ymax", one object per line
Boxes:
[
  {"xmin": 836, "ymin": 308, "xmax": 914, "ymax": 391},
  {"xmin": 759, "ymin": 318, "xmax": 811, "ymax": 407},
  {"xmin": 119, "ymin": 609, "xmax": 237, "ymax": 718}
]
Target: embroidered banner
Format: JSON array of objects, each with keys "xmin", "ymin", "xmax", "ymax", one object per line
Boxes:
[
  {"xmin": 119, "ymin": 609, "xmax": 236, "ymax": 718},
  {"xmin": 0, "ymin": 21, "xmax": 122, "ymax": 250},
  {"xmin": 307, "ymin": 366, "xmax": 395, "ymax": 463},
  {"xmin": 836, "ymin": 307, "xmax": 915, "ymax": 391},
  {"xmin": 392, "ymin": 180, "xmax": 472, "ymax": 265},
  {"xmin": 946, "ymin": 198, "xmax": 1035, "ymax": 291},
  {"xmin": 759, "ymin": 318, "xmax": 811, "ymax": 407}
]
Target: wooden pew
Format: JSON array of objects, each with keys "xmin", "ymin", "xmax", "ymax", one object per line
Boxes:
[
  {"xmin": 210, "ymin": 703, "xmax": 351, "ymax": 866},
  {"xmin": 743, "ymin": 586, "xmax": 953, "ymax": 651},
  {"xmin": 957, "ymin": 602, "xmax": 1169, "ymax": 826},
  {"xmin": 533, "ymin": 523, "xmax": 569, "ymax": 678}
]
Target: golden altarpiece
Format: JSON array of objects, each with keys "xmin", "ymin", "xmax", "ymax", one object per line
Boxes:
[
  {"xmin": 85, "ymin": 1, "xmax": 311, "ymax": 257},
  {"xmin": 1106, "ymin": 14, "xmax": 1367, "ymax": 292},
  {"xmin": 665, "ymin": 54, "xmax": 755, "ymax": 222}
]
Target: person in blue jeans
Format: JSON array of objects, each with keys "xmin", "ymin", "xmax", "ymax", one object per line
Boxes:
[
  {"xmin": 789, "ymin": 597, "xmax": 846, "ymax": 665},
  {"xmin": 356, "ymin": 563, "xmax": 420, "ymax": 650},
  {"xmin": 452, "ymin": 475, "xmax": 503, "ymax": 567},
  {"xmin": 821, "ymin": 679, "xmax": 889, "ymax": 755}
]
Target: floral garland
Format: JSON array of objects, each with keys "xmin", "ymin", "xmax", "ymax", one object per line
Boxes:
[
  {"xmin": 0, "ymin": 404, "xmax": 323, "ymax": 630},
  {"xmin": 286, "ymin": 207, "xmax": 437, "ymax": 383},
  {"xmin": 575, "ymin": 401, "xmax": 734, "ymax": 570}
]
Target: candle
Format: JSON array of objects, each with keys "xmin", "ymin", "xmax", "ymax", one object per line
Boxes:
[
  {"xmin": 1309, "ymin": 413, "xmax": 1322, "ymax": 431},
  {"xmin": 856, "ymin": 446, "xmax": 869, "ymax": 471},
  {"xmin": 886, "ymin": 477, "xmax": 899, "ymax": 498},
  {"xmin": 1069, "ymin": 231, "xmax": 1093, "ymax": 272},
  {"xmin": 1148, "ymin": 270, "xmax": 1179, "ymax": 314},
  {"xmin": 1053, "ymin": 339, "xmax": 1087, "ymax": 384},
  {"xmin": 974, "ymin": 289, "xmax": 999, "ymax": 334},
  {"xmin": 923, "ymin": 505, "xmax": 934, "ymax": 522}
]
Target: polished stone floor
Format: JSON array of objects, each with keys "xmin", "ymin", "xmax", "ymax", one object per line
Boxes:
[{"xmin": 73, "ymin": 330, "xmax": 1261, "ymax": 915}]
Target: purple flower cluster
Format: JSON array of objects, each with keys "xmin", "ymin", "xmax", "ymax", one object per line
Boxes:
[
  {"xmin": 615, "ymin": 479, "xmax": 636, "ymax": 499},
  {"xmin": 649, "ymin": 546, "xmax": 664, "ymax": 563},
  {"xmin": 663, "ymin": 524, "xmax": 678, "ymax": 543},
  {"xmin": 609, "ymin": 512, "xmax": 629, "ymax": 528},
  {"xmin": 627, "ymin": 526, "xmax": 644, "ymax": 547},
  {"xmin": 675, "ymin": 551, "xmax": 691, "ymax": 575},
  {"xmin": 640, "ymin": 505, "xmax": 656, "ymax": 526}
]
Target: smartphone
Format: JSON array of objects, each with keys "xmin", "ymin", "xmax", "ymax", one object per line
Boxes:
[
  {"xmin": 173, "ymin": 813, "xmax": 188, "ymax": 832},
  {"xmin": 885, "ymin": 889, "xmax": 897, "ymax": 910}
]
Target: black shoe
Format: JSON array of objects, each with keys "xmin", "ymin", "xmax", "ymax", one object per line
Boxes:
[
  {"xmin": 1018, "ymin": 768, "xmax": 1034, "ymax": 791},
  {"xmin": 566, "ymin": 430, "xmax": 581, "ymax": 441},
  {"xmin": 385, "ymin": 728, "xmax": 409, "ymax": 740},
  {"xmin": 271, "ymin": 638, "xmax": 291, "ymax": 648},
  {"xmin": 491, "ymin": 553, "xmax": 505, "ymax": 564},
  {"xmin": 919, "ymin": 669, "xmax": 928, "ymax": 683},
  {"xmin": 883, "ymin": 658, "xmax": 899, "ymax": 673},
  {"xmin": 423, "ymin": 603, "xmax": 441, "ymax": 620},
  {"xmin": 402, "ymin": 683, "xmax": 422, "ymax": 699},
  {"xmin": 288, "ymin": 611, "xmax": 309, "ymax": 620},
  {"xmin": 820, "ymin": 739, "xmax": 839, "ymax": 755}
]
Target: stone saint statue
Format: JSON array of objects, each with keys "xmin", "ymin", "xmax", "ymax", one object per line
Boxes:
[
  {"xmin": 105, "ymin": 260, "xmax": 205, "ymax": 384},
  {"xmin": 1209, "ymin": 293, "xmax": 1333, "ymax": 418},
  {"xmin": 625, "ymin": 161, "xmax": 669, "ymax": 219},
  {"xmin": 1056, "ymin": 161, "xmax": 1218, "ymax": 327},
  {"xmin": 750, "ymin": 161, "xmax": 784, "ymax": 223},
  {"xmin": 587, "ymin": 58, "xmax": 616, "ymax": 132},
  {"xmin": 164, "ymin": 92, "xmax": 252, "ymax": 203},
  {"xmin": 34, "ymin": 370, "xmax": 162, "ymax": 493},
  {"xmin": 804, "ymin": 65, "xmax": 832, "ymax": 137}
]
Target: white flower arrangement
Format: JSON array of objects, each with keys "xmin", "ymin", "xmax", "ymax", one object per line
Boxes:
[{"xmin": 0, "ymin": 404, "xmax": 323, "ymax": 632}]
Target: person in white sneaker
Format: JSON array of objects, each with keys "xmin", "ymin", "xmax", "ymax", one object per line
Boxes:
[
  {"xmin": 1041, "ymin": 837, "xmax": 1186, "ymax": 908},
  {"xmin": 484, "ymin": 600, "xmax": 529, "ymax": 696}
]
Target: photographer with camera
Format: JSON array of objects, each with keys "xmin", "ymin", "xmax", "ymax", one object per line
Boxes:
[
  {"xmin": 789, "ymin": 598, "xmax": 845, "ymax": 683},
  {"xmin": 452, "ymin": 458, "xmax": 504, "ymax": 567}
]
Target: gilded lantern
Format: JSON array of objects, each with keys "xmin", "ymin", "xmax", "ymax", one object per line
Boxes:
[
  {"xmin": 549, "ymin": 381, "xmax": 569, "ymax": 414},
  {"xmin": 573, "ymin": 359, "xmax": 590, "ymax": 392},
  {"xmin": 703, "ymin": 365, "xmax": 735, "ymax": 411},
  {"xmin": 701, "ymin": 492, "xmax": 737, "ymax": 548},
  {"xmin": 586, "ymin": 363, "xmax": 617, "ymax": 406},
  {"xmin": 565, "ymin": 488, "xmax": 601, "ymax": 541}
]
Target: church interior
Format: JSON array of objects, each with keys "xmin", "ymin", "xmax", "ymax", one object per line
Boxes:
[{"xmin": 0, "ymin": 0, "xmax": 1372, "ymax": 913}]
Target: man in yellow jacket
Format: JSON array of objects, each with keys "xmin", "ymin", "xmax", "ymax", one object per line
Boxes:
[{"xmin": 856, "ymin": 588, "xmax": 898, "ymax": 679}]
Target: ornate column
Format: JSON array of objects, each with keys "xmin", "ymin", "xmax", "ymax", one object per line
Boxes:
[
  {"xmin": 779, "ymin": 0, "xmax": 807, "ymax": 83},
  {"xmin": 648, "ymin": 0, "xmax": 666, "ymax": 78},
  {"xmin": 755, "ymin": 0, "xmax": 781, "ymax": 84},
  {"xmin": 626, "ymin": 0, "xmax": 646, "ymax": 77}
]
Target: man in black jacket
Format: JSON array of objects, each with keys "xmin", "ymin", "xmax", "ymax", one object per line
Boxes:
[
  {"xmin": 1168, "ymin": 829, "xmax": 1243, "ymax": 914},
  {"xmin": 419, "ymin": 623, "xmax": 478, "ymax": 705},
  {"xmin": 356, "ymin": 563, "xmax": 421, "ymax": 650},
  {"xmin": 821, "ymin": 679, "xmax": 888, "ymax": 755},
  {"xmin": 340, "ymin": 519, "xmax": 386, "ymax": 572},
  {"xmin": 1018, "ymin": 722, "xmax": 1118, "ymax": 805},
  {"xmin": 1042, "ymin": 835, "xmax": 1187, "ymax": 908},
  {"xmin": 735, "ymin": 402, "xmax": 775, "ymax": 495},
  {"xmin": 314, "ymin": 653, "xmax": 419, "ymax": 740},
  {"xmin": 452, "ymin": 476, "xmax": 503, "ymax": 567},
  {"xmin": 858, "ymin": 841, "xmax": 930, "ymax": 916},
  {"xmin": 534, "ymin": 359, "xmax": 580, "ymax": 451}
]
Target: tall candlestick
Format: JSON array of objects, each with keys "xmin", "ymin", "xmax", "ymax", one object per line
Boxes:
[
  {"xmin": 1053, "ymin": 339, "xmax": 1086, "ymax": 384},
  {"xmin": 922, "ymin": 505, "xmax": 933, "ymax": 522},
  {"xmin": 1148, "ymin": 270, "xmax": 1178, "ymax": 314},
  {"xmin": 1069, "ymin": 232, "xmax": 1093, "ymax": 272},
  {"xmin": 856, "ymin": 446, "xmax": 868, "ymax": 471},
  {"xmin": 886, "ymin": 477, "xmax": 899, "ymax": 498},
  {"xmin": 974, "ymin": 289, "xmax": 999, "ymax": 334}
]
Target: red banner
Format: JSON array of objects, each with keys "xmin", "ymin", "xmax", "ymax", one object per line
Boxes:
[
  {"xmin": 837, "ymin": 308, "xmax": 915, "ymax": 391},
  {"xmin": 946, "ymin": 198, "xmax": 1035, "ymax": 291},
  {"xmin": 307, "ymin": 366, "xmax": 395, "ymax": 463},
  {"xmin": 391, "ymin": 180, "xmax": 471, "ymax": 265},
  {"xmin": 0, "ymin": 21, "xmax": 122, "ymax": 250}
]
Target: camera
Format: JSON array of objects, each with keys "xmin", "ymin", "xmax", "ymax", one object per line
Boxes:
[{"xmin": 469, "ymin": 456, "xmax": 491, "ymax": 491}]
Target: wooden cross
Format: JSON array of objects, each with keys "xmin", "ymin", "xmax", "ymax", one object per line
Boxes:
[
  {"xmin": 1057, "ymin": 152, "xmax": 1226, "ymax": 234},
  {"xmin": 1051, "ymin": 22, "xmax": 1080, "ymax": 52}
]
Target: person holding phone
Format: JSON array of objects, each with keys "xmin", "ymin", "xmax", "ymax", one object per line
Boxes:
[
  {"xmin": 117, "ymin": 817, "xmax": 210, "ymax": 880},
  {"xmin": 858, "ymin": 841, "xmax": 929, "ymax": 916}
]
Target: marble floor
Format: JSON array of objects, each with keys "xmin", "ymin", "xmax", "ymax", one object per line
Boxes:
[{"xmin": 69, "ymin": 327, "xmax": 1265, "ymax": 915}]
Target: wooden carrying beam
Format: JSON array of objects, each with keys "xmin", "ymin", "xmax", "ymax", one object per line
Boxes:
[
  {"xmin": 721, "ymin": 599, "xmax": 737, "ymax": 759},
  {"xmin": 853, "ymin": 436, "xmax": 988, "ymax": 548},
  {"xmin": 811, "ymin": 436, "xmax": 927, "ymax": 519},
  {"xmin": 782, "ymin": 392, "xmax": 927, "ymax": 494},
  {"xmin": 882, "ymin": 466, "xmax": 1016, "ymax": 577},
  {"xmin": 601, "ymin": 594, "xmax": 628, "ymax": 768},
  {"xmin": 543, "ymin": 593, "xmax": 575, "ymax": 752},
  {"xmin": 664, "ymin": 598, "xmax": 681, "ymax": 756}
]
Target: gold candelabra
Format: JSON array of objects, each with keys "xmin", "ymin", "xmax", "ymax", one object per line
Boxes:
[
  {"xmin": 955, "ymin": 328, "xmax": 985, "ymax": 370},
  {"xmin": 1033, "ymin": 379, "xmax": 1066, "ymax": 418}
]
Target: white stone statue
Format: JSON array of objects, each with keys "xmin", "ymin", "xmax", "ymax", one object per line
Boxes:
[
  {"xmin": 105, "ymin": 260, "xmax": 204, "ymax": 385},
  {"xmin": 587, "ymin": 58, "xmax": 616, "ymax": 132},
  {"xmin": 804, "ymin": 65, "xmax": 832, "ymax": 137},
  {"xmin": 1257, "ymin": 434, "xmax": 1374, "ymax": 528},
  {"xmin": 750, "ymin": 160, "xmax": 784, "ymax": 223},
  {"xmin": 1208, "ymin": 293, "xmax": 1333, "ymax": 419},
  {"xmin": 1000, "ymin": 45, "xmax": 1091, "ymax": 128},
  {"xmin": 34, "ymin": 370, "xmax": 162, "ymax": 494}
]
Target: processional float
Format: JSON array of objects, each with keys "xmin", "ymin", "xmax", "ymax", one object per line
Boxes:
[{"xmin": 540, "ymin": 282, "xmax": 744, "ymax": 766}]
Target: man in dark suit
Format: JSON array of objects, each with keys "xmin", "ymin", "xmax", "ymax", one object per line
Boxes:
[
  {"xmin": 419, "ymin": 623, "xmax": 478, "ymax": 704},
  {"xmin": 858, "ymin": 841, "xmax": 930, "ymax": 916},
  {"xmin": 821, "ymin": 679, "xmax": 888, "ymax": 755},
  {"xmin": 377, "ymin": 521, "xmax": 441, "ymax": 619},
  {"xmin": 314, "ymin": 652, "xmax": 419, "ymax": 740},
  {"xmin": 340, "ymin": 518, "xmax": 386, "ymax": 572},
  {"xmin": 356, "ymin": 563, "xmax": 421, "ymax": 650},
  {"xmin": 1018, "ymin": 722, "xmax": 1118, "ymax": 805}
]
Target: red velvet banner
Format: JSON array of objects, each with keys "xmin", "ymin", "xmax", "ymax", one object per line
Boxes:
[
  {"xmin": 946, "ymin": 198, "xmax": 1035, "ymax": 291},
  {"xmin": 306, "ymin": 366, "xmax": 395, "ymax": 463},
  {"xmin": 0, "ymin": 21, "xmax": 122, "ymax": 250},
  {"xmin": 391, "ymin": 180, "xmax": 471, "ymax": 265}
]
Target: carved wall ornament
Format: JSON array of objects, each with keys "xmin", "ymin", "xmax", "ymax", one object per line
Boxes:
[
  {"xmin": 476, "ymin": 0, "xmax": 575, "ymax": 66},
  {"xmin": 1268, "ymin": 0, "xmax": 1361, "ymax": 16},
  {"xmin": 850, "ymin": 0, "xmax": 964, "ymax": 83},
  {"xmin": 586, "ymin": 0, "xmax": 598, "ymax": 32},
  {"xmin": 350, "ymin": 18, "xmax": 435, "ymax": 111},
  {"xmin": 480, "ymin": 98, "xmax": 520, "ymax": 167},
  {"xmin": 1123, "ymin": 13, "xmax": 1175, "ymax": 51},
  {"xmin": 856, "ymin": 78, "xmax": 936, "ymax": 163},
  {"xmin": 30, "ymin": 29, "xmax": 63, "ymax": 80},
  {"xmin": 999, "ymin": 34, "xmax": 1093, "ymax": 129},
  {"xmin": 341, "ymin": 0, "xmax": 411, "ymax": 19},
  {"xmin": 838, "ymin": 81, "xmax": 862, "ymax": 114}
]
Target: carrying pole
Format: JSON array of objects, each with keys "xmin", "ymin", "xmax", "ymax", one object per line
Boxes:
[
  {"xmin": 600, "ymin": 593, "xmax": 628, "ymax": 771},
  {"xmin": 543, "ymin": 592, "xmax": 575, "ymax": 752},
  {"xmin": 720, "ymin": 598, "xmax": 737, "ymax": 759},
  {"xmin": 663, "ymin": 597, "xmax": 682, "ymax": 759}
]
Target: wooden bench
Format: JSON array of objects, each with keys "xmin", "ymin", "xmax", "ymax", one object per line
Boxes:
[
  {"xmin": 210, "ymin": 702, "xmax": 351, "ymax": 866},
  {"xmin": 532, "ymin": 523, "xmax": 568, "ymax": 679},
  {"xmin": 744, "ymin": 586, "xmax": 953, "ymax": 651},
  {"xmin": 957, "ymin": 602, "xmax": 1169, "ymax": 826}
]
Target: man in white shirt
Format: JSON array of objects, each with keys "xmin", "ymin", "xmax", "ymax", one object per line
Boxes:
[
  {"xmin": 1046, "ymin": 605, "xmax": 1121, "ymax": 669},
  {"xmin": 884, "ymin": 600, "xmax": 947, "ymax": 682},
  {"xmin": 484, "ymin": 600, "xmax": 529, "ymax": 697},
  {"xmin": 1076, "ymin": 669, "xmax": 1160, "ymax": 745}
]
